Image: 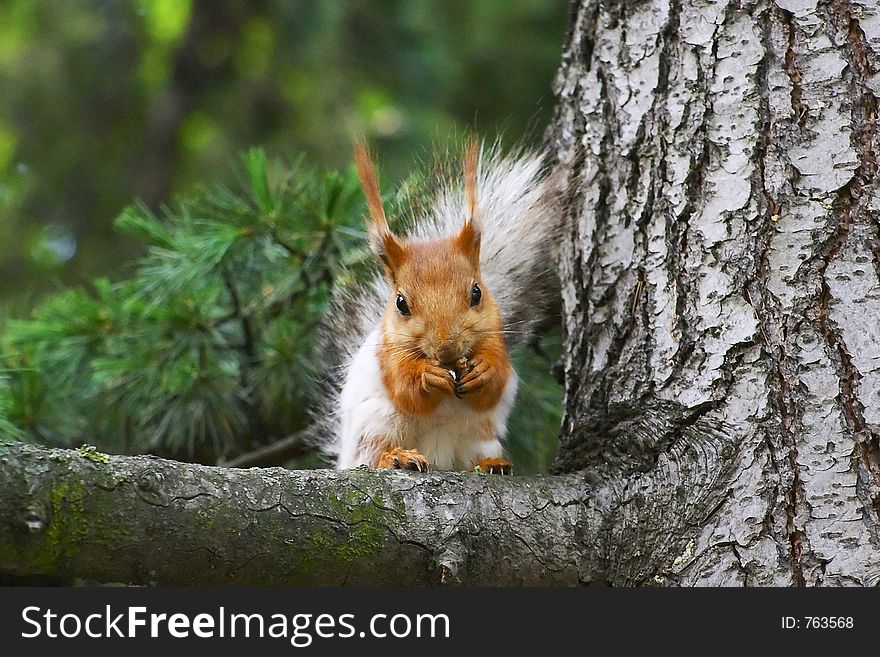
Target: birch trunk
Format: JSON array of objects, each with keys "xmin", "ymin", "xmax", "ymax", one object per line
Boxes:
[{"xmin": 549, "ymin": 0, "xmax": 880, "ymax": 585}]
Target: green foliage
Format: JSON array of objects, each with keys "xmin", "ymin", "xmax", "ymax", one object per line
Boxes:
[
  {"xmin": 0, "ymin": 372, "xmax": 21, "ymax": 441},
  {"xmin": 0, "ymin": 0, "xmax": 566, "ymax": 302},
  {"xmin": 507, "ymin": 331, "xmax": 563, "ymax": 474},
  {"xmin": 0, "ymin": 150, "xmax": 368, "ymax": 460}
]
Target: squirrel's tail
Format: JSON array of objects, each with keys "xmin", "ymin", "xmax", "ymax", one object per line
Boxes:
[{"xmin": 309, "ymin": 142, "xmax": 563, "ymax": 460}]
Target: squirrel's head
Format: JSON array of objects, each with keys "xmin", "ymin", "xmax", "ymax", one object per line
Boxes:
[{"xmin": 354, "ymin": 139, "xmax": 502, "ymax": 367}]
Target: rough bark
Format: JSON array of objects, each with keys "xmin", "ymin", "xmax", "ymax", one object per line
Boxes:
[
  {"xmin": 549, "ymin": 0, "xmax": 880, "ymax": 585},
  {"xmin": 0, "ymin": 442, "xmax": 596, "ymax": 586}
]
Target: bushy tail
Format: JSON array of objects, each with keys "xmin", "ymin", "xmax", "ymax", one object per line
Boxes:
[{"xmin": 309, "ymin": 143, "xmax": 563, "ymax": 460}]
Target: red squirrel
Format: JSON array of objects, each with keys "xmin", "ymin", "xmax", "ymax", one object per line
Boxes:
[{"xmin": 318, "ymin": 139, "xmax": 560, "ymax": 473}]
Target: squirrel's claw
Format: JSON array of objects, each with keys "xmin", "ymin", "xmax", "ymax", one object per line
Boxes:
[
  {"xmin": 474, "ymin": 458, "xmax": 512, "ymax": 475},
  {"xmin": 455, "ymin": 358, "xmax": 491, "ymax": 394},
  {"xmin": 394, "ymin": 454, "xmax": 424, "ymax": 471},
  {"xmin": 377, "ymin": 447, "xmax": 430, "ymax": 472}
]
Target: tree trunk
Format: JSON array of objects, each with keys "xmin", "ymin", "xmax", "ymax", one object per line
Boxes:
[
  {"xmin": 548, "ymin": 0, "xmax": 880, "ymax": 585},
  {"xmin": 3, "ymin": 0, "xmax": 880, "ymax": 587}
]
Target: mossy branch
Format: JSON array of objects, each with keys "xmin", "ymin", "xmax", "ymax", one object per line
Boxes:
[{"xmin": 0, "ymin": 442, "xmax": 597, "ymax": 586}]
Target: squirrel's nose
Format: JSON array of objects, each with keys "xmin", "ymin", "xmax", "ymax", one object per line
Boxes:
[{"xmin": 437, "ymin": 340, "xmax": 459, "ymax": 366}]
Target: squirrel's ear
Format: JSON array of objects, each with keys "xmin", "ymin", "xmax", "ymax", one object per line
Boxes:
[
  {"xmin": 456, "ymin": 138, "xmax": 482, "ymax": 269},
  {"xmin": 354, "ymin": 139, "xmax": 406, "ymax": 278},
  {"xmin": 368, "ymin": 224, "xmax": 406, "ymax": 280}
]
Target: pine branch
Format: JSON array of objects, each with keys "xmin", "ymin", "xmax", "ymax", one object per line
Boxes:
[{"xmin": 222, "ymin": 270, "xmax": 257, "ymax": 364}]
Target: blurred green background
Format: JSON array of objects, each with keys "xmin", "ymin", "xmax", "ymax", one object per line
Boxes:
[{"xmin": 0, "ymin": 0, "xmax": 567, "ymax": 473}]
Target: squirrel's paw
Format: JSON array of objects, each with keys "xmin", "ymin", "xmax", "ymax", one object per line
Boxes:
[
  {"xmin": 455, "ymin": 357, "xmax": 492, "ymax": 395},
  {"xmin": 473, "ymin": 458, "xmax": 512, "ymax": 476},
  {"xmin": 422, "ymin": 363, "xmax": 456, "ymax": 396},
  {"xmin": 377, "ymin": 448, "xmax": 430, "ymax": 472}
]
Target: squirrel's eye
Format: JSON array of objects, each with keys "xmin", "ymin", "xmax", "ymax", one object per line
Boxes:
[
  {"xmin": 470, "ymin": 283, "xmax": 482, "ymax": 307},
  {"xmin": 396, "ymin": 294, "xmax": 411, "ymax": 316}
]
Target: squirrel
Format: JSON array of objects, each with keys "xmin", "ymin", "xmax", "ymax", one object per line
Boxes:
[{"xmin": 311, "ymin": 138, "xmax": 561, "ymax": 473}]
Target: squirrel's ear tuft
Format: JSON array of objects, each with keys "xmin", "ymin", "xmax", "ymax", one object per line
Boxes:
[
  {"xmin": 463, "ymin": 138, "xmax": 479, "ymax": 224},
  {"xmin": 354, "ymin": 139, "xmax": 389, "ymax": 234},
  {"xmin": 455, "ymin": 220, "xmax": 481, "ymax": 271},
  {"xmin": 355, "ymin": 139, "xmax": 406, "ymax": 278},
  {"xmin": 457, "ymin": 138, "xmax": 482, "ymax": 269}
]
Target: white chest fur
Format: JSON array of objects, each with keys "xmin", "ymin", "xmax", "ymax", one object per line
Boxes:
[{"xmin": 336, "ymin": 328, "xmax": 517, "ymax": 470}]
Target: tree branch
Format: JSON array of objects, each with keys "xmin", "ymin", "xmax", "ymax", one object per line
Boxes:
[
  {"xmin": 0, "ymin": 443, "xmax": 598, "ymax": 586},
  {"xmin": 221, "ymin": 430, "xmax": 312, "ymax": 468}
]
